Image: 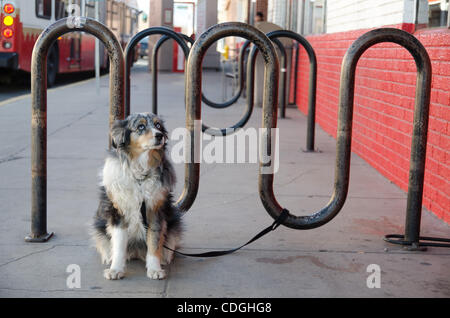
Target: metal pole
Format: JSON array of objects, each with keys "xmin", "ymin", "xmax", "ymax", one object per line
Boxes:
[
  {"xmin": 291, "ymin": 42, "xmax": 299, "ymax": 106},
  {"xmin": 414, "ymin": 0, "xmax": 419, "ymax": 25},
  {"xmin": 26, "ymin": 17, "xmax": 124, "ymax": 242},
  {"xmin": 250, "ymin": 0, "xmax": 256, "ymax": 25},
  {"xmin": 94, "ymin": 1, "xmax": 100, "ymax": 95},
  {"xmin": 178, "ymin": 22, "xmax": 279, "ymax": 212},
  {"xmin": 259, "ymin": 28, "xmax": 432, "ymax": 233},
  {"xmin": 151, "ymin": 35, "xmax": 162, "ymax": 114},
  {"xmin": 272, "ymin": 38, "xmax": 287, "ymax": 118}
]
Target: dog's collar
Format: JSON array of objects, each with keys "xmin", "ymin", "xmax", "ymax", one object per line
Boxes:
[{"xmin": 133, "ymin": 166, "xmax": 162, "ymax": 184}]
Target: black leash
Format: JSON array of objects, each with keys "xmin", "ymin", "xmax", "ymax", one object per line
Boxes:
[{"xmin": 164, "ymin": 209, "xmax": 290, "ymax": 258}]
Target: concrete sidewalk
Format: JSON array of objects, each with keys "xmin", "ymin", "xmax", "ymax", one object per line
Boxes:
[{"xmin": 0, "ymin": 61, "xmax": 449, "ymax": 297}]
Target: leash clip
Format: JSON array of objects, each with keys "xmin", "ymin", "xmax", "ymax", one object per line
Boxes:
[{"xmin": 271, "ymin": 208, "xmax": 289, "ymax": 230}]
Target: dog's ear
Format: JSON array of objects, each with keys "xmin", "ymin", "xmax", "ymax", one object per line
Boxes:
[{"xmin": 111, "ymin": 119, "xmax": 130, "ymax": 149}]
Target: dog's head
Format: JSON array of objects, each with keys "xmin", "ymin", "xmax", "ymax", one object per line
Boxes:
[{"xmin": 111, "ymin": 112, "xmax": 168, "ymax": 158}]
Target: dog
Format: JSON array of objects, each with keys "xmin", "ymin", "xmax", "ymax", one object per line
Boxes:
[{"xmin": 92, "ymin": 112, "xmax": 182, "ymax": 280}]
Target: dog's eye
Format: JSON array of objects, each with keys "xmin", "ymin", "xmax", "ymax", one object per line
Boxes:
[
  {"xmin": 137, "ymin": 124, "xmax": 146, "ymax": 131},
  {"xmin": 155, "ymin": 122, "xmax": 161, "ymax": 130}
]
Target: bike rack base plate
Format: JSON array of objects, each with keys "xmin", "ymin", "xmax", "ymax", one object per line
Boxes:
[
  {"xmin": 384, "ymin": 234, "xmax": 450, "ymax": 250},
  {"xmin": 25, "ymin": 232, "xmax": 54, "ymax": 243}
]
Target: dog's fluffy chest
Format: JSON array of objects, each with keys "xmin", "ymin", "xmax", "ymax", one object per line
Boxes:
[{"xmin": 102, "ymin": 156, "xmax": 167, "ymax": 239}]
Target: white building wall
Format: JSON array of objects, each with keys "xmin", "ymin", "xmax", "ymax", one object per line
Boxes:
[
  {"xmin": 268, "ymin": 0, "xmax": 288, "ymax": 28},
  {"xmin": 326, "ymin": 0, "xmax": 405, "ymax": 33}
]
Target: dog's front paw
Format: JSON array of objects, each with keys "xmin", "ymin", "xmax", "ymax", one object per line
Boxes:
[
  {"xmin": 104, "ymin": 268, "xmax": 125, "ymax": 280},
  {"xmin": 147, "ymin": 268, "xmax": 166, "ymax": 280}
]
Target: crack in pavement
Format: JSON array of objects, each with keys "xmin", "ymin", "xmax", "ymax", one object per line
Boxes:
[
  {"xmin": 0, "ymin": 245, "xmax": 56, "ymax": 267},
  {"xmin": 0, "ymin": 155, "xmax": 24, "ymax": 164},
  {"xmin": 0, "ymin": 287, "xmax": 164, "ymax": 295},
  {"xmin": 275, "ymin": 168, "xmax": 319, "ymax": 188},
  {"xmin": 188, "ymin": 192, "xmax": 257, "ymax": 211}
]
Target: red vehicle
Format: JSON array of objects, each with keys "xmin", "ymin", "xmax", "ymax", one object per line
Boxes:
[{"xmin": 0, "ymin": 0, "xmax": 140, "ymax": 86}]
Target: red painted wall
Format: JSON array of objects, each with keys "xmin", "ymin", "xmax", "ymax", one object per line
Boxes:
[{"xmin": 294, "ymin": 25, "xmax": 450, "ymax": 223}]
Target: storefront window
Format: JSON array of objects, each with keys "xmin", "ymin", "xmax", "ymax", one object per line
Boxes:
[{"xmin": 428, "ymin": 0, "xmax": 449, "ymax": 27}]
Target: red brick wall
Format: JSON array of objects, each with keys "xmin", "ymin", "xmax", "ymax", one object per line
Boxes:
[{"xmin": 294, "ymin": 25, "xmax": 450, "ymax": 223}]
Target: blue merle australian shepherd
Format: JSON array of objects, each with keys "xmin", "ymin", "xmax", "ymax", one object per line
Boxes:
[{"xmin": 92, "ymin": 113, "xmax": 182, "ymax": 280}]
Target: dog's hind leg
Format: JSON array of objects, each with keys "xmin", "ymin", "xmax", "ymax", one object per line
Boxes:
[
  {"xmin": 146, "ymin": 217, "xmax": 167, "ymax": 280},
  {"xmin": 161, "ymin": 232, "xmax": 179, "ymax": 265},
  {"xmin": 94, "ymin": 234, "xmax": 111, "ymax": 265},
  {"xmin": 104, "ymin": 226, "xmax": 128, "ymax": 280}
]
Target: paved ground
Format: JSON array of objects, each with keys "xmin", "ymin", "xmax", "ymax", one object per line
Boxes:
[
  {"xmin": 0, "ymin": 69, "xmax": 98, "ymax": 103},
  {"xmin": 0, "ymin": 61, "xmax": 449, "ymax": 298}
]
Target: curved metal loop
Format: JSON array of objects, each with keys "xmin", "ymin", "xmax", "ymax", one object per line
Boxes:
[
  {"xmin": 182, "ymin": 34, "xmax": 251, "ymax": 109},
  {"xmin": 260, "ymin": 28, "xmax": 432, "ymax": 230},
  {"xmin": 149, "ymin": 32, "xmax": 250, "ymax": 118},
  {"xmin": 27, "ymin": 17, "xmax": 124, "ymax": 242},
  {"xmin": 205, "ymin": 38, "xmax": 287, "ymax": 137},
  {"xmin": 177, "ymin": 22, "xmax": 279, "ymax": 212},
  {"xmin": 248, "ymin": 30, "xmax": 317, "ymax": 151},
  {"xmin": 150, "ymin": 33, "xmax": 191, "ymax": 114},
  {"xmin": 124, "ymin": 27, "xmax": 190, "ymax": 116},
  {"xmin": 150, "ymin": 31, "xmax": 252, "ymax": 136},
  {"xmin": 151, "ymin": 32, "xmax": 239, "ymax": 114},
  {"xmin": 200, "ymin": 39, "xmax": 250, "ymax": 109}
]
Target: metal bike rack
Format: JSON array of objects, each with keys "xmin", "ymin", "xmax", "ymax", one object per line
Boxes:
[
  {"xmin": 150, "ymin": 33, "xmax": 191, "ymax": 114},
  {"xmin": 128, "ymin": 28, "xmax": 251, "ymax": 136},
  {"xmin": 26, "ymin": 17, "xmax": 125, "ymax": 242},
  {"xmin": 260, "ymin": 28, "xmax": 450, "ymax": 250},
  {"xmin": 203, "ymin": 37, "xmax": 289, "ymax": 137},
  {"xmin": 124, "ymin": 27, "xmax": 190, "ymax": 117},
  {"xmin": 272, "ymin": 38, "xmax": 288, "ymax": 119},
  {"xmin": 150, "ymin": 32, "xmax": 250, "ymax": 115},
  {"xmin": 185, "ymin": 33, "xmax": 250, "ymax": 108},
  {"xmin": 177, "ymin": 22, "xmax": 279, "ymax": 212},
  {"xmin": 288, "ymin": 42, "xmax": 299, "ymax": 107},
  {"xmin": 244, "ymin": 37, "xmax": 289, "ymax": 119},
  {"xmin": 193, "ymin": 36, "xmax": 263, "ymax": 136},
  {"xmin": 248, "ymin": 30, "xmax": 317, "ymax": 151},
  {"xmin": 200, "ymin": 39, "xmax": 250, "ymax": 109}
]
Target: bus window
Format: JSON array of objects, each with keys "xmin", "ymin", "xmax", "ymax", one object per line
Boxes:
[
  {"xmin": 55, "ymin": 0, "xmax": 67, "ymax": 20},
  {"xmin": 36, "ymin": 0, "xmax": 52, "ymax": 19}
]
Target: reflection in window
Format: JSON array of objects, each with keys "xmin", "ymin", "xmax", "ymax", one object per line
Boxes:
[{"xmin": 36, "ymin": 0, "xmax": 52, "ymax": 19}]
